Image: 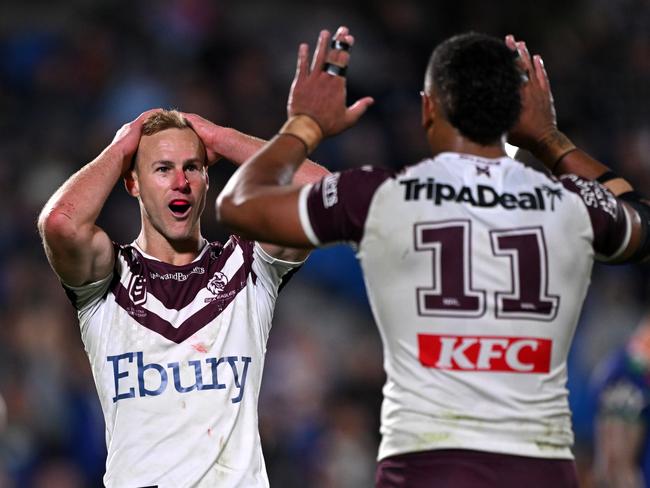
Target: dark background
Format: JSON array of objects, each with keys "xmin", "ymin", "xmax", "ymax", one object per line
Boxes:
[{"xmin": 0, "ymin": 0, "xmax": 648, "ymax": 486}]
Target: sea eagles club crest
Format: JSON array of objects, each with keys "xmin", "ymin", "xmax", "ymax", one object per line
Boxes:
[{"xmin": 207, "ymin": 271, "xmax": 228, "ymax": 295}]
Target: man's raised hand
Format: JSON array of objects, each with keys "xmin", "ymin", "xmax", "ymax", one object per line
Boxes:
[
  {"xmin": 111, "ymin": 109, "xmax": 161, "ymax": 174},
  {"xmin": 288, "ymin": 26, "xmax": 374, "ymax": 138},
  {"xmin": 183, "ymin": 113, "xmax": 224, "ymax": 165},
  {"xmin": 506, "ymin": 35, "xmax": 557, "ymax": 151}
]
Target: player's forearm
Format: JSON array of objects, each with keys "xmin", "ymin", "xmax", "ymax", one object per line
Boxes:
[
  {"xmin": 530, "ymin": 129, "xmax": 633, "ymax": 196},
  {"xmin": 220, "ymin": 134, "xmax": 306, "ymax": 203},
  {"xmin": 38, "ymin": 145, "xmax": 124, "ymax": 241},
  {"xmin": 555, "ymin": 149, "xmax": 633, "ymax": 196},
  {"xmin": 216, "ymin": 127, "xmax": 329, "ymax": 182},
  {"xmin": 217, "ymin": 134, "xmax": 312, "ymax": 247}
]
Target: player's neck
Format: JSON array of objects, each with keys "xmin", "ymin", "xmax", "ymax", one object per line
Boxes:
[
  {"xmin": 428, "ymin": 122, "xmax": 507, "ymax": 160},
  {"xmin": 135, "ymin": 228, "xmax": 206, "ymax": 266}
]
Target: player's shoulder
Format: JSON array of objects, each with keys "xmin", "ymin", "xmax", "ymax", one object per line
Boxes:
[
  {"xmin": 309, "ymin": 165, "xmax": 396, "ymax": 211},
  {"xmin": 336, "ymin": 165, "xmax": 396, "ymax": 191},
  {"xmin": 114, "ymin": 242, "xmax": 139, "ymax": 264},
  {"xmin": 219, "ymin": 235, "xmax": 254, "ymax": 255},
  {"xmin": 216, "ymin": 236, "xmax": 260, "ymax": 269},
  {"xmin": 344, "ymin": 164, "xmax": 395, "ymax": 178},
  {"xmin": 391, "ymin": 157, "xmax": 454, "ymax": 187},
  {"xmin": 397, "ymin": 157, "xmax": 438, "ymax": 177}
]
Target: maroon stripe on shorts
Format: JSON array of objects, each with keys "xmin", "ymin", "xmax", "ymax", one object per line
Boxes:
[{"xmin": 375, "ymin": 449, "xmax": 578, "ymax": 488}]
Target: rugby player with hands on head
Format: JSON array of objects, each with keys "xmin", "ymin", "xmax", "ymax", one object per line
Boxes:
[
  {"xmin": 218, "ymin": 26, "xmax": 649, "ymax": 488},
  {"xmin": 37, "ymin": 43, "xmax": 336, "ymax": 484}
]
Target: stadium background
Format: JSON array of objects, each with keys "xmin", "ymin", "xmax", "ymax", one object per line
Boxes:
[{"xmin": 0, "ymin": 0, "xmax": 648, "ymax": 486}]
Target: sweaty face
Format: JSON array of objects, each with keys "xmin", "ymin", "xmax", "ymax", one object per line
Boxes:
[{"xmin": 129, "ymin": 128, "xmax": 208, "ymax": 243}]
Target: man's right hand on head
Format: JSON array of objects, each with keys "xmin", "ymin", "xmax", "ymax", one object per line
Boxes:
[
  {"xmin": 505, "ymin": 37, "xmax": 558, "ymax": 153},
  {"xmin": 182, "ymin": 113, "xmax": 224, "ymax": 165},
  {"xmin": 505, "ymin": 36, "xmax": 579, "ymax": 170},
  {"xmin": 110, "ymin": 109, "xmax": 162, "ymax": 174}
]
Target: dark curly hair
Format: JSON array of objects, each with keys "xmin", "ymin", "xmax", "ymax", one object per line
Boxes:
[{"xmin": 424, "ymin": 32, "xmax": 523, "ymax": 146}]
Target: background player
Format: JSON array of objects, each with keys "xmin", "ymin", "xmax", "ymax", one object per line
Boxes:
[
  {"xmin": 37, "ymin": 102, "xmax": 333, "ymax": 486},
  {"xmin": 592, "ymin": 313, "xmax": 650, "ymax": 488},
  {"xmin": 215, "ymin": 28, "xmax": 650, "ymax": 487}
]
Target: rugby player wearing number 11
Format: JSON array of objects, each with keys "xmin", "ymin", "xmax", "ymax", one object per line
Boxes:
[{"xmin": 217, "ymin": 28, "xmax": 650, "ymax": 488}]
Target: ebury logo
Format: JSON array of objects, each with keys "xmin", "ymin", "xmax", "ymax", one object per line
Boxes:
[
  {"xmin": 106, "ymin": 351, "xmax": 252, "ymax": 404},
  {"xmin": 417, "ymin": 334, "xmax": 552, "ymax": 373},
  {"xmin": 128, "ymin": 274, "xmax": 147, "ymax": 306}
]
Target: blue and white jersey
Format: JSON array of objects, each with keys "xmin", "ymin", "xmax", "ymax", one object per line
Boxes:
[
  {"xmin": 64, "ymin": 237, "xmax": 301, "ymax": 488},
  {"xmin": 594, "ymin": 348, "xmax": 650, "ymax": 486}
]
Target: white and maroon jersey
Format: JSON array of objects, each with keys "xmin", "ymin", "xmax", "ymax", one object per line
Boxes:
[
  {"xmin": 298, "ymin": 152, "xmax": 631, "ymax": 461},
  {"xmin": 63, "ymin": 237, "xmax": 301, "ymax": 488}
]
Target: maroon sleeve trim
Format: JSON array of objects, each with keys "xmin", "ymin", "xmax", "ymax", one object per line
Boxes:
[{"xmin": 305, "ymin": 167, "xmax": 392, "ymax": 245}]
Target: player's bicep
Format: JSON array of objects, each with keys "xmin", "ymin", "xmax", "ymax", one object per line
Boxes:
[
  {"xmin": 219, "ymin": 183, "xmax": 314, "ymax": 252},
  {"xmin": 256, "ymin": 185, "xmax": 314, "ymax": 261},
  {"xmin": 300, "ymin": 168, "xmax": 392, "ymax": 246},
  {"xmin": 560, "ymin": 175, "xmax": 634, "ymax": 263},
  {"xmin": 610, "ymin": 202, "xmax": 643, "ymax": 263},
  {"xmin": 42, "ymin": 223, "xmax": 115, "ymax": 286}
]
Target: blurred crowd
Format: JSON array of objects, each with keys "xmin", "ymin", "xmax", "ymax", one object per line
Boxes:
[{"xmin": 0, "ymin": 0, "xmax": 648, "ymax": 486}]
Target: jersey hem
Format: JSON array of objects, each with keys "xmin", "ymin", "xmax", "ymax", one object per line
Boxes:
[{"xmin": 377, "ymin": 440, "xmax": 574, "ymax": 462}]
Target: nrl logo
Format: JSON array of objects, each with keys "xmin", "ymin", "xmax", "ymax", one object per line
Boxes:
[
  {"xmin": 207, "ymin": 271, "xmax": 228, "ymax": 295},
  {"xmin": 128, "ymin": 274, "xmax": 147, "ymax": 306}
]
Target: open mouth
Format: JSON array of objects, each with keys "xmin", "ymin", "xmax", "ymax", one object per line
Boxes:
[{"xmin": 169, "ymin": 199, "xmax": 192, "ymax": 216}]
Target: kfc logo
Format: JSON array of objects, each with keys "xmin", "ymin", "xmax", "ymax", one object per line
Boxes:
[{"xmin": 418, "ymin": 334, "xmax": 551, "ymax": 373}]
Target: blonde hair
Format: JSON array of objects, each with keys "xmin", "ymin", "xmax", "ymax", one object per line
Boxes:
[
  {"xmin": 131, "ymin": 109, "xmax": 204, "ymax": 171},
  {"xmin": 142, "ymin": 109, "xmax": 189, "ymax": 135}
]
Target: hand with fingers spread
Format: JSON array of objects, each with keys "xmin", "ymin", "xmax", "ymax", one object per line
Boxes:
[
  {"xmin": 110, "ymin": 108, "xmax": 163, "ymax": 174},
  {"xmin": 505, "ymin": 35, "xmax": 576, "ymax": 169},
  {"xmin": 283, "ymin": 26, "xmax": 374, "ymax": 153},
  {"xmin": 182, "ymin": 112, "xmax": 224, "ymax": 165}
]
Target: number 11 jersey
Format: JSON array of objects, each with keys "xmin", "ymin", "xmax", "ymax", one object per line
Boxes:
[{"xmin": 297, "ymin": 152, "xmax": 631, "ymax": 461}]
